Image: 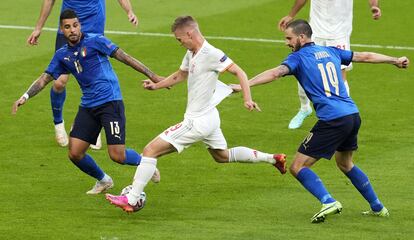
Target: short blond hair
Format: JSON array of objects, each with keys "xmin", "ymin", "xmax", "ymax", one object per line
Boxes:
[{"xmin": 171, "ymin": 15, "xmax": 198, "ymax": 32}]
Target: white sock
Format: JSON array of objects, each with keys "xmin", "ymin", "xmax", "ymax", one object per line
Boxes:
[
  {"xmin": 298, "ymin": 83, "xmax": 311, "ymax": 111},
  {"xmin": 126, "ymin": 156, "xmax": 157, "ymax": 205},
  {"xmin": 228, "ymin": 147, "xmax": 275, "ymax": 164},
  {"xmin": 344, "ymin": 79, "xmax": 350, "ymax": 96},
  {"xmin": 101, "ymin": 173, "xmax": 111, "ymax": 182}
]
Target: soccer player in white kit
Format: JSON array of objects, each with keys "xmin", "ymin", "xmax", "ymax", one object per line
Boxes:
[
  {"xmin": 278, "ymin": 0, "xmax": 381, "ymax": 129},
  {"xmin": 105, "ymin": 16, "xmax": 287, "ymax": 212}
]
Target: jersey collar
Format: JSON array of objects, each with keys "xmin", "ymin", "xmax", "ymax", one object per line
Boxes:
[{"xmin": 303, "ymin": 42, "xmax": 315, "ymax": 48}]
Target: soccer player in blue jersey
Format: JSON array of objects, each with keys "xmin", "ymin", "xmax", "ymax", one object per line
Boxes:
[
  {"xmin": 13, "ymin": 10, "xmax": 162, "ymax": 195},
  {"xmin": 231, "ymin": 19, "xmax": 409, "ymax": 223},
  {"xmin": 27, "ymin": 0, "xmax": 138, "ymax": 148}
]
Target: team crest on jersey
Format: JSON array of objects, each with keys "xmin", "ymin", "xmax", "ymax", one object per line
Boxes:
[
  {"xmin": 81, "ymin": 47, "xmax": 87, "ymax": 57},
  {"xmin": 219, "ymin": 55, "xmax": 228, "ymax": 62}
]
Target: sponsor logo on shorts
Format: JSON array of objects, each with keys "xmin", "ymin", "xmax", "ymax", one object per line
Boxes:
[{"xmin": 302, "ymin": 132, "xmax": 313, "ymax": 150}]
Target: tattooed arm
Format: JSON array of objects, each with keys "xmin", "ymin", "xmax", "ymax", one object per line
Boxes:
[
  {"xmin": 230, "ymin": 65, "xmax": 290, "ymax": 92},
  {"xmin": 12, "ymin": 73, "xmax": 54, "ymax": 114},
  {"xmin": 249, "ymin": 65, "xmax": 290, "ymax": 87},
  {"xmin": 112, "ymin": 48, "xmax": 164, "ymax": 83}
]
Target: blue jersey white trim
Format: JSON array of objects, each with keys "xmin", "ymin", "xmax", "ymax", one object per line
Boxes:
[
  {"xmin": 282, "ymin": 43, "xmax": 359, "ymax": 121},
  {"xmin": 46, "ymin": 33, "xmax": 122, "ymax": 108}
]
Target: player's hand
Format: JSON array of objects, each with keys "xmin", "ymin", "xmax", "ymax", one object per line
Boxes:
[
  {"xmin": 371, "ymin": 6, "xmax": 381, "ymax": 20},
  {"xmin": 229, "ymin": 84, "xmax": 242, "ymax": 92},
  {"xmin": 128, "ymin": 11, "xmax": 138, "ymax": 26},
  {"xmin": 142, "ymin": 79, "xmax": 157, "ymax": 90},
  {"xmin": 395, "ymin": 57, "xmax": 409, "ymax": 69},
  {"xmin": 244, "ymin": 100, "xmax": 261, "ymax": 112},
  {"xmin": 278, "ymin": 15, "xmax": 293, "ymax": 31},
  {"xmin": 11, "ymin": 96, "xmax": 27, "ymax": 115},
  {"xmin": 152, "ymin": 75, "xmax": 165, "ymax": 83},
  {"xmin": 27, "ymin": 29, "xmax": 41, "ymax": 45}
]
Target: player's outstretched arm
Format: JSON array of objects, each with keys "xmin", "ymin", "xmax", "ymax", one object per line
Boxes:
[
  {"xmin": 112, "ymin": 48, "xmax": 163, "ymax": 83},
  {"xmin": 118, "ymin": 0, "xmax": 138, "ymax": 26},
  {"xmin": 230, "ymin": 65, "xmax": 289, "ymax": 92},
  {"xmin": 226, "ymin": 64, "xmax": 260, "ymax": 111},
  {"xmin": 12, "ymin": 73, "xmax": 54, "ymax": 114},
  {"xmin": 352, "ymin": 52, "xmax": 409, "ymax": 68},
  {"xmin": 278, "ymin": 0, "xmax": 307, "ymax": 31},
  {"xmin": 368, "ymin": 0, "xmax": 381, "ymax": 20},
  {"xmin": 143, "ymin": 70, "xmax": 187, "ymax": 90},
  {"xmin": 27, "ymin": 0, "xmax": 56, "ymax": 45}
]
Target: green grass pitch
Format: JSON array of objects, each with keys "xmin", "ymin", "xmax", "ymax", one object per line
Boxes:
[{"xmin": 0, "ymin": 0, "xmax": 413, "ymax": 239}]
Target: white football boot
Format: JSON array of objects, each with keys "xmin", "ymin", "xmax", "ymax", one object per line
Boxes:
[
  {"xmin": 86, "ymin": 176, "xmax": 114, "ymax": 194},
  {"xmin": 54, "ymin": 121, "xmax": 68, "ymax": 147}
]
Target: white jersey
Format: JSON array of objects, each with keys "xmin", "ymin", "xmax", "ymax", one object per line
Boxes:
[
  {"xmin": 309, "ymin": 0, "xmax": 353, "ymax": 39},
  {"xmin": 180, "ymin": 40, "xmax": 233, "ymax": 118}
]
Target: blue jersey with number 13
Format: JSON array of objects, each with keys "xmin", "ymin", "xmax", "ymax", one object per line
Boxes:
[{"xmin": 282, "ymin": 42, "xmax": 359, "ymax": 121}]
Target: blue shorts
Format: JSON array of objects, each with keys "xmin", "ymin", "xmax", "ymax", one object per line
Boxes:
[
  {"xmin": 55, "ymin": 33, "xmax": 67, "ymax": 51},
  {"xmin": 298, "ymin": 113, "xmax": 361, "ymax": 160},
  {"xmin": 70, "ymin": 101, "xmax": 126, "ymax": 145}
]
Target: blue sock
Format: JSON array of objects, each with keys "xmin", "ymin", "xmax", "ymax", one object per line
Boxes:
[
  {"xmin": 296, "ymin": 168, "xmax": 336, "ymax": 204},
  {"xmin": 72, "ymin": 154, "xmax": 105, "ymax": 181},
  {"xmin": 50, "ymin": 87, "xmax": 66, "ymax": 125},
  {"xmin": 123, "ymin": 149, "xmax": 142, "ymax": 166},
  {"xmin": 345, "ymin": 166, "xmax": 383, "ymax": 212}
]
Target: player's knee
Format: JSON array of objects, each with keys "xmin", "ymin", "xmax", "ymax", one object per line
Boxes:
[
  {"xmin": 53, "ymin": 80, "xmax": 67, "ymax": 92},
  {"xmin": 142, "ymin": 145, "xmax": 157, "ymax": 158},
  {"xmin": 109, "ymin": 151, "xmax": 125, "ymax": 164},
  {"xmin": 211, "ymin": 154, "xmax": 228, "ymax": 163},
  {"xmin": 336, "ymin": 161, "xmax": 353, "ymax": 173},
  {"xmin": 289, "ymin": 162, "xmax": 302, "ymax": 176},
  {"xmin": 68, "ymin": 150, "xmax": 84, "ymax": 162}
]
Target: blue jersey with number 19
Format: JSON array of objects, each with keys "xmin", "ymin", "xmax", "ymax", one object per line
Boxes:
[
  {"xmin": 46, "ymin": 33, "xmax": 122, "ymax": 108},
  {"xmin": 282, "ymin": 42, "xmax": 359, "ymax": 121}
]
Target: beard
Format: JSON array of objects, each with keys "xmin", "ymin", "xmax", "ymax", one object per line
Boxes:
[
  {"xmin": 67, "ymin": 33, "xmax": 81, "ymax": 45},
  {"xmin": 293, "ymin": 40, "xmax": 301, "ymax": 52}
]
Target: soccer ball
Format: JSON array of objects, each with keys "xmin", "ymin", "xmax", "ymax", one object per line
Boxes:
[
  {"xmin": 120, "ymin": 185, "xmax": 133, "ymax": 196},
  {"xmin": 120, "ymin": 185, "xmax": 147, "ymax": 212}
]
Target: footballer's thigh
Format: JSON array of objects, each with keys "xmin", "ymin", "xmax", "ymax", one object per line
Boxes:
[
  {"xmin": 204, "ymin": 126, "xmax": 228, "ymax": 163},
  {"xmin": 99, "ymin": 101, "xmax": 126, "ymax": 146},
  {"xmin": 159, "ymin": 118, "xmax": 203, "ymax": 154},
  {"xmin": 98, "ymin": 101, "xmax": 128, "ymax": 162},
  {"xmin": 142, "ymin": 136, "xmax": 177, "ymax": 158}
]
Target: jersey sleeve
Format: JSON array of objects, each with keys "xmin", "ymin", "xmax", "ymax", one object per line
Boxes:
[
  {"xmin": 93, "ymin": 35, "xmax": 119, "ymax": 56},
  {"xmin": 329, "ymin": 47, "xmax": 353, "ymax": 66},
  {"xmin": 281, "ymin": 53, "xmax": 300, "ymax": 75},
  {"xmin": 45, "ymin": 52, "xmax": 69, "ymax": 80},
  {"xmin": 180, "ymin": 51, "xmax": 190, "ymax": 71},
  {"xmin": 210, "ymin": 48, "xmax": 233, "ymax": 73}
]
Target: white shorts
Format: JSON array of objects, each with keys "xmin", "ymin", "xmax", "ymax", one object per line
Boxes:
[
  {"xmin": 313, "ymin": 36, "xmax": 353, "ymax": 71},
  {"xmin": 160, "ymin": 108, "xmax": 227, "ymax": 153}
]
